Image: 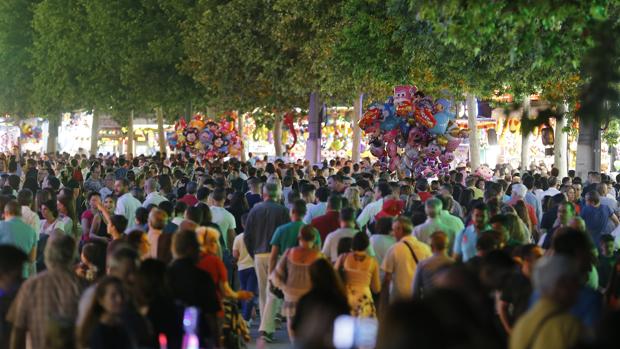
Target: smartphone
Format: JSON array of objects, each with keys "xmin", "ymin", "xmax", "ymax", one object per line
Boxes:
[{"xmin": 333, "ymin": 315, "xmax": 378, "ymax": 349}]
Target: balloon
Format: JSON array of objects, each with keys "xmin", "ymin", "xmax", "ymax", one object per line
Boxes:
[
  {"xmin": 434, "ymin": 98, "xmax": 451, "ymax": 113},
  {"xmin": 436, "ymin": 135, "xmax": 448, "ymax": 147},
  {"xmin": 445, "ymin": 138, "xmax": 461, "ymax": 152},
  {"xmin": 407, "ymin": 127, "xmax": 430, "ymax": 147},
  {"xmin": 439, "ymin": 152, "xmax": 454, "ymax": 164},
  {"xmin": 475, "ymin": 165, "xmax": 493, "ymax": 181},
  {"xmin": 396, "ymin": 100, "xmax": 413, "ymax": 117},
  {"xmin": 380, "ymin": 115, "xmax": 401, "ymax": 131},
  {"xmin": 389, "ymin": 155, "xmax": 401, "ymax": 172},
  {"xmin": 414, "ymin": 107, "xmax": 436, "ymax": 129},
  {"xmin": 386, "ymin": 142, "xmax": 398, "ymax": 158},
  {"xmin": 359, "ymin": 105, "xmax": 382, "ymax": 131},
  {"xmin": 424, "ymin": 143, "xmax": 442, "ymax": 159},
  {"xmin": 429, "ymin": 111, "xmax": 452, "ymax": 135}
]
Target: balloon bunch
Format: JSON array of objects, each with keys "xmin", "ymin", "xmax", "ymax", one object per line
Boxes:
[
  {"xmin": 20, "ymin": 124, "xmax": 43, "ymax": 141},
  {"xmin": 166, "ymin": 115, "xmax": 243, "ymax": 159},
  {"xmin": 359, "ymin": 85, "xmax": 467, "ymax": 178}
]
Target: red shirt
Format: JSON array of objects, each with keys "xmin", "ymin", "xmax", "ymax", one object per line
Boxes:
[
  {"xmin": 311, "ymin": 210, "xmax": 340, "ymax": 242},
  {"xmin": 418, "ymin": 191, "xmax": 432, "ymax": 203},
  {"xmin": 178, "ymin": 194, "xmax": 198, "ymax": 207},
  {"xmin": 197, "ymin": 253, "xmax": 227, "ymax": 318}
]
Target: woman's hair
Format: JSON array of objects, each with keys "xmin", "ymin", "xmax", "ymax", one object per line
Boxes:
[
  {"xmin": 505, "ymin": 213, "xmax": 528, "ymax": 244},
  {"xmin": 57, "ymin": 190, "xmax": 77, "ymax": 236},
  {"xmin": 134, "ymin": 258, "xmax": 170, "ymax": 307},
  {"xmin": 109, "ymin": 215, "xmax": 128, "ymax": 235},
  {"xmin": 81, "ymin": 242, "xmax": 106, "ymax": 280},
  {"xmin": 309, "ymin": 258, "xmax": 347, "ymax": 297},
  {"xmin": 158, "ymin": 174, "xmax": 173, "ymax": 194},
  {"xmin": 42, "ymin": 199, "xmax": 59, "ymax": 218},
  {"xmin": 196, "ymin": 202, "xmax": 213, "ymax": 224},
  {"xmin": 513, "ymin": 200, "xmax": 532, "ymax": 231},
  {"xmin": 352, "ymin": 232, "xmax": 369, "ymax": 251},
  {"xmin": 344, "ymin": 187, "xmax": 362, "ymax": 211},
  {"xmin": 77, "ymin": 276, "xmax": 125, "ymax": 347},
  {"xmin": 228, "ymin": 191, "xmax": 249, "ymax": 213},
  {"xmin": 185, "ymin": 206, "xmax": 204, "ymax": 225},
  {"xmin": 337, "ymin": 237, "xmax": 352, "ymax": 256}
]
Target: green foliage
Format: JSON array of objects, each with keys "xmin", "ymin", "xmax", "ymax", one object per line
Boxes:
[{"xmin": 0, "ymin": 0, "xmax": 37, "ymax": 117}]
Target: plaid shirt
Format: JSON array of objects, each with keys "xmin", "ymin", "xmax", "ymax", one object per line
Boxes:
[{"xmin": 7, "ymin": 269, "xmax": 84, "ymax": 349}]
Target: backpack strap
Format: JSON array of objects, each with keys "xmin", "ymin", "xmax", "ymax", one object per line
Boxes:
[{"xmin": 402, "ymin": 240, "xmax": 419, "ymax": 264}]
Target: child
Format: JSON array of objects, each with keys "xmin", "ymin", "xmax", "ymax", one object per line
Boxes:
[{"xmin": 232, "ymin": 213, "xmax": 257, "ymax": 323}]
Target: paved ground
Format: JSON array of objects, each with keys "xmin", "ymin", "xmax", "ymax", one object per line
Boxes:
[{"xmin": 247, "ymin": 320, "xmax": 291, "ymax": 349}]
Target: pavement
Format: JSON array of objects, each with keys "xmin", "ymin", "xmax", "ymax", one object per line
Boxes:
[{"xmin": 247, "ymin": 320, "xmax": 291, "ymax": 349}]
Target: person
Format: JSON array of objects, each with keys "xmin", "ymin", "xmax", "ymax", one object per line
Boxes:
[
  {"xmin": 106, "ymin": 215, "xmax": 129, "ymax": 256},
  {"xmin": 142, "ymin": 178, "xmax": 168, "ymax": 207},
  {"xmin": 507, "ymin": 184, "xmax": 539, "ymax": 228},
  {"xmin": 76, "ymin": 276, "xmax": 135, "ymax": 349},
  {"xmin": 580, "ymin": 190, "xmax": 619, "ymax": 245},
  {"xmin": 270, "ymin": 225, "xmax": 322, "ymax": 341},
  {"xmin": 167, "ymin": 230, "xmax": 220, "ymax": 346},
  {"xmin": 114, "ymin": 178, "xmax": 141, "ymax": 229},
  {"xmin": 84, "ymin": 164, "xmax": 104, "ymax": 194},
  {"xmin": 381, "ymin": 216, "xmax": 432, "ymax": 302},
  {"xmin": 597, "ymin": 182, "xmax": 619, "ymax": 214},
  {"xmin": 75, "ymin": 242, "xmax": 106, "ymax": 283},
  {"xmin": 498, "ymin": 244, "xmax": 543, "ymax": 334},
  {"xmin": 0, "ymin": 246, "xmax": 27, "ymax": 349},
  {"xmin": 17, "ymin": 189, "xmax": 40, "ymax": 238},
  {"xmin": 99, "ymin": 174, "xmax": 115, "ymax": 200},
  {"xmin": 453, "ymin": 202, "xmax": 491, "ymax": 262},
  {"xmin": 439, "ymin": 183, "xmax": 464, "ymax": 218},
  {"xmin": 292, "ymin": 259, "xmax": 350, "ymax": 349},
  {"xmin": 243, "ymin": 182, "xmax": 289, "ymax": 340},
  {"xmin": 245, "ymin": 177, "xmax": 262, "ymax": 209},
  {"xmin": 311, "ymin": 194, "xmax": 342, "ymax": 242},
  {"xmin": 344, "ymin": 186, "xmax": 362, "ymax": 216},
  {"xmin": 411, "ymin": 231, "xmax": 454, "ymax": 299},
  {"xmin": 0, "ymin": 200, "xmax": 37, "ymax": 277},
  {"xmin": 7, "ymin": 234, "xmax": 84, "ymax": 349},
  {"xmin": 227, "ymin": 191, "xmax": 249, "ymax": 236},
  {"xmin": 413, "ymin": 198, "xmax": 463, "ymax": 249},
  {"xmin": 322, "ymin": 207, "xmax": 361, "ymax": 263},
  {"xmin": 597, "ymin": 234, "xmax": 618, "ymax": 290},
  {"xmin": 509, "ymin": 255, "xmax": 583, "ymax": 349},
  {"xmin": 209, "ymin": 188, "xmax": 237, "ymax": 252},
  {"xmin": 146, "ymin": 208, "xmax": 167, "ymax": 259},
  {"xmin": 80, "ymin": 192, "xmax": 107, "ymax": 244},
  {"xmin": 303, "ymin": 186, "xmax": 329, "ymax": 224},
  {"xmin": 370, "ymin": 217, "xmax": 396, "ymax": 268},
  {"xmin": 356, "ymin": 182, "xmax": 392, "ymax": 229},
  {"xmin": 335, "ymin": 232, "xmax": 380, "ymax": 317},
  {"xmin": 233, "ymin": 215, "xmax": 257, "ymax": 322}
]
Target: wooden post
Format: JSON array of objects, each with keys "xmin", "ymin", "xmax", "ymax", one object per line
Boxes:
[
  {"xmin": 352, "ymin": 93, "xmax": 363, "ymax": 163},
  {"xmin": 46, "ymin": 114, "xmax": 59, "ymax": 154},
  {"xmin": 237, "ymin": 111, "xmax": 246, "ymax": 161},
  {"xmin": 274, "ymin": 113, "xmax": 283, "ymax": 157},
  {"xmin": 127, "ymin": 110, "xmax": 134, "ymax": 157},
  {"xmin": 90, "ymin": 111, "xmax": 99, "ymax": 156},
  {"xmin": 156, "ymin": 107, "xmax": 166, "ymax": 155},
  {"xmin": 521, "ymin": 97, "xmax": 531, "ymax": 174},
  {"xmin": 305, "ymin": 92, "xmax": 321, "ymax": 164},
  {"xmin": 576, "ymin": 118, "xmax": 601, "ymax": 178},
  {"xmin": 554, "ymin": 103, "xmax": 568, "ymax": 178},
  {"xmin": 466, "ymin": 93, "xmax": 480, "ymax": 171}
]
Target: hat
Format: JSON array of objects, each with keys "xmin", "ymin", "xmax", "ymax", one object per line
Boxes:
[{"xmin": 375, "ymin": 198, "xmax": 405, "ymax": 220}]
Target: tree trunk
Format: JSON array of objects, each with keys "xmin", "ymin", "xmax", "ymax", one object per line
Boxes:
[
  {"xmin": 46, "ymin": 114, "xmax": 60, "ymax": 154},
  {"xmin": 576, "ymin": 118, "xmax": 601, "ymax": 178},
  {"xmin": 274, "ymin": 113, "xmax": 283, "ymax": 157},
  {"xmin": 237, "ymin": 111, "xmax": 246, "ymax": 161},
  {"xmin": 352, "ymin": 93, "xmax": 363, "ymax": 163},
  {"xmin": 126, "ymin": 110, "xmax": 134, "ymax": 157},
  {"xmin": 90, "ymin": 111, "xmax": 99, "ymax": 156},
  {"xmin": 156, "ymin": 107, "xmax": 166, "ymax": 155},
  {"xmin": 466, "ymin": 93, "xmax": 480, "ymax": 171},
  {"xmin": 305, "ymin": 92, "xmax": 322, "ymax": 164},
  {"xmin": 554, "ymin": 103, "xmax": 568, "ymax": 178},
  {"xmin": 521, "ymin": 97, "xmax": 531, "ymax": 174}
]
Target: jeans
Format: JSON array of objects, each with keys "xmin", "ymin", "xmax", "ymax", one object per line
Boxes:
[{"xmin": 238, "ymin": 267, "xmax": 258, "ymax": 320}]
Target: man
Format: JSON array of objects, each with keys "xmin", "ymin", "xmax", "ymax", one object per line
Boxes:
[
  {"xmin": 439, "ymin": 183, "xmax": 464, "ymax": 218},
  {"xmin": 466, "ymin": 176, "xmax": 483, "ymax": 199},
  {"xmin": 597, "ymin": 234, "xmax": 618, "ymax": 290},
  {"xmin": 322, "ymin": 207, "xmax": 361, "ymax": 263},
  {"xmin": 7, "ymin": 235, "xmax": 83, "ymax": 349},
  {"xmin": 303, "ymin": 186, "xmax": 330, "ymax": 224},
  {"xmin": 540, "ymin": 202, "xmax": 576, "ymax": 249},
  {"xmin": 0, "ymin": 201, "xmax": 37, "ymax": 278},
  {"xmin": 413, "ymin": 198, "xmax": 464, "ymax": 249},
  {"xmin": 453, "ymin": 202, "xmax": 491, "ymax": 262},
  {"xmin": 209, "ymin": 188, "xmax": 237, "ymax": 251},
  {"xmin": 510, "ymin": 255, "xmax": 582, "ymax": 349},
  {"xmin": 178, "ymin": 181, "xmax": 199, "ymax": 207},
  {"xmin": 311, "ymin": 194, "xmax": 342, "ymax": 242},
  {"xmin": 508, "ymin": 184, "xmax": 538, "ymax": 227},
  {"xmin": 245, "ymin": 177, "xmax": 262, "ymax": 209},
  {"xmin": 411, "ymin": 231, "xmax": 454, "ymax": 299},
  {"xmin": 415, "ymin": 178, "xmax": 432, "ymax": 202},
  {"xmin": 146, "ymin": 208, "xmax": 167, "ymax": 259},
  {"xmin": 99, "ymin": 173, "xmax": 115, "ymax": 200},
  {"xmin": 597, "ymin": 183, "xmax": 619, "ymax": 215},
  {"xmin": 381, "ymin": 216, "xmax": 432, "ymax": 302},
  {"xmin": 17, "ymin": 189, "xmax": 40, "ymax": 237},
  {"xmin": 522, "ymin": 175, "xmax": 542, "ymax": 223},
  {"xmin": 142, "ymin": 178, "xmax": 168, "ymax": 207},
  {"xmin": 580, "ymin": 190, "xmax": 619, "ymax": 245},
  {"xmin": 0, "ymin": 246, "xmax": 27, "ymax": 349},
  {"xmin": 168, "ymin": 230, "xmax": 220, "ymax": 346},
  {"xmin": 540, "ymin": 176, "xmax": 561, "ymax": 199},
  {"xmin": 300, "ymin": 183, "xmax": 317, "ymax": 215},
  {"xmin": 328, "ymin": 174, "xmax": 346, "ymax": 194},
  {"xmin": 114, "ymin": 178, "xmax": 142, "ymax": 229},
  {"xmin": 498, "ymin": 244, "xmax": 543, "ymax": 333},
  {"xmin": 83, "ymin": 164, "xmax": 103, "ymax": 194},
  {"xmin": 244, "ymin": 182, "xmax": 290, "ymax": 339},
  {"xmin": 356, "ymin": 182, "xmax": 392, "ymax": 228}
]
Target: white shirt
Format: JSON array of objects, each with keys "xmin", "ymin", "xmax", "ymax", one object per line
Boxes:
[
  {"xmin": 233, "ymin": 233, "xmax": 254, "ymax": 270},
  {"xmin": 21, "ymin": 206, "xmax": 41, "ymax": 239},
  {"xmin": 142, "ymin": 191, "xmax": 168, "ymax": 208},
  {"xmin": 321, "ymin": 227, "xmax": 359, "ymax": 263},
  {"xmin": 540, "ymin": 187, "xmax": 561, "ymax": 199},
  {"xmin": 412, "ymin": 211, "xmax": 464, "ymax": 250},
  {"xmin": 210, "ymin": 206, "xmax": 236, "ymax": 249},
  {"xmin": 381, "ymin": 235, "xmax": 432, "ymax": 302},
  {"xmin": 115, "ymin": 192, "xmax": 142, "ymax": 228},
  {"xmin": 370, "ymin": 234, "xmax": 396, "ymax": 267},
  {"xmin": 356, "ymin": 198, "xmax": 384, "ymax": 228},
  {"xmin": 303, "ymin": 202, "xmax": 327, "ymax": 224}
]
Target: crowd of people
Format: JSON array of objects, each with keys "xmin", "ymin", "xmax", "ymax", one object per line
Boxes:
[{"xmin": 0, "ymin": 150, "xmax": 620, "ymax": 349}]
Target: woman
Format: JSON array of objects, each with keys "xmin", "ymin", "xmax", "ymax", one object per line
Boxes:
[
  {"xmin": 58, "ymin": 189, "xmax": 78, "ymax": 240},
  {"xmin": 126, "ymin": 229, "xmax": 151, "ymax": 260},
  {"xmin": 76, "ymin": 242, "xmax": 106, "ymax": 283},
  {"xmin": 335, "ymin": 232, "xmax": 380, "ymax": 318},
  {"xmin": 40, "ymin": 200, "xmax": 65, "ymax": 237},
  {"xmin": 344, "ymin": 187, "xmax": 362, "ymax": 217},
  {"xmin": 81, "ymin": 192, "xmax": 110, "ymax": 244},
  {"xmin": 564, "ymin": 184, "xmax": 581, "ymax": 214},
  {"xmin": 226, "ymin": 191, "xmax": 249, "ymax": 236},
  {"xmin": 504, "ymin": 213, "xmax": 530, "ymax": 246},
  {"xmin": 77, "ymin": 276, "xmax": 135, "ymax": 349},
  {"xmin": 292, "ymin": 259, "xmax": 350, "ymax": 349},
  {"xmin": 513, "ymin": 200, "xmax": 534, "ymax": 236},
  {"xmin": 271, "ymin": 225, "xmax": 322, "ymax": 340}
]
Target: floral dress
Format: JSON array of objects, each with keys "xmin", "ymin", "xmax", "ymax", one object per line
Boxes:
[{"xmin": 340, "ymin": 253, "xmax": 380, "ymax": 318}]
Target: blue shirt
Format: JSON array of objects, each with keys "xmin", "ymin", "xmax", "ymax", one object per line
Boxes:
[
  {"xmin": 0, "ymin": 217, "xmax": 37, "ymax": 277},
  {"xmin": 530, "ymin": 286, "xmax": 602, "ymax": 330},
  {"xmin": 580, "ymin": 204, "xmax": 614, "ymax": 244},
  {"xmin": 453, "ymin": 224, "xmax": 490, "ymax": 262}
]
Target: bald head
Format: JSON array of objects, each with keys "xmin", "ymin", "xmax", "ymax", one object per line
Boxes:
[{"xmin": 144, "ymin": 178, "xmax": 159, "ymax": 194}]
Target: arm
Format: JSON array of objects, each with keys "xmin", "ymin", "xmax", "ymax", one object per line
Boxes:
[
  {"xmin": 610, "ymin": 212, "xmax": 620, "ymax": 227},
  {"xmin": 81, "ymin": 216, "xmax": 91, "ymax": 240},
  {"xmin": 244, "ymin": 213, "xmax": 255, "ymax": 257},
  {"xmin": 220, "ymin": 281, "xmax": 253, "ymax": 300},
  {"xmin": 226, "ymin": 228, "xmax": 236, "ymax": 251},
  {"xmin": 380, "ymin": 272, "xmax": 392, "ymax": 309},
  {"xmin": 497, "ymin": 299, "xmax": 512, "ymax": 334},
  {"xmin": 370, "ymin": 259, "xmax": 381, "ymax": 294},
  {"xmin": 269, "ymin": 245, "xmax": 279, "ymax": 274},
  {"xmin": 411, "ymin": 265, "xmax": 423, "ymax": 299}
]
